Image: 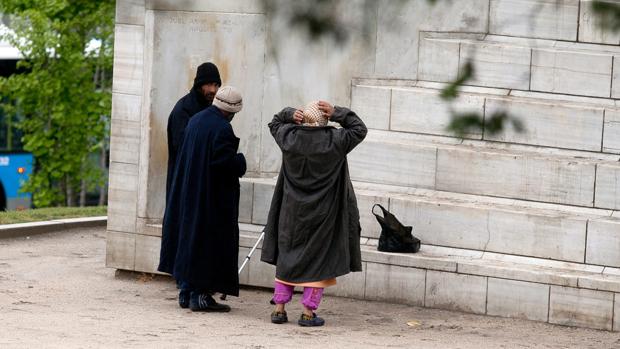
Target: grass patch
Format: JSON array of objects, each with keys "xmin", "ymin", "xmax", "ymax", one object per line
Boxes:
[{"xmin": 0, "ymin": 206, "xmax": 107, "ymax": 225}]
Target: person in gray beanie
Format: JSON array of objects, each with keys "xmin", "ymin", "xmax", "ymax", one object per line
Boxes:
[{"xmin": 160, "ymin": 86, "xmax": 245, "ymax": 312}]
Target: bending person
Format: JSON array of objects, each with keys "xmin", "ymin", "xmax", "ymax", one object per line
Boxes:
[{"xmin": 260, "ymin": 100, "xmax": 367, "ymax": 326}]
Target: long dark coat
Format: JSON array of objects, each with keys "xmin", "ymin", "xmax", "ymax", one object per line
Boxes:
[
  {"xmin": 158, "ymin": 106, "xmax": 246, "ymax": 296},
  {"xmin": 260, "ymin": 106, "xmax": 367, "ymax": 283},
  {"xmin": 166, "ymin": 88, "xmax": 211, "ymax": 201}
]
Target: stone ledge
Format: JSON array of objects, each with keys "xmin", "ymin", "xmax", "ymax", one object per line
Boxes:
[
  {"xmin": 239, "ymin": 223, "xmax": 620, "ymax": 294},
  {"xmin": 0, "ymin": 216, "xmax": 108, "ymax": 239},
  {"xmin": 238, "ymin": 223, "xmax": 619, "ymax": 331}
]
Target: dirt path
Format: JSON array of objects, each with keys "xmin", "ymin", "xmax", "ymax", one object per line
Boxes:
[{"xmin": 0, "ymin": 228, "xmax": 618, "ymax": 348}]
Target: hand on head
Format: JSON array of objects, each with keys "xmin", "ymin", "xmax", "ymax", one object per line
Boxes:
[
  {"xmin": 317, "ymin": 101, "xmax": 334, "ymax": 119},
  {"xmin": 293, "ymin": 109, "xmax": 304, "ymax": 125}
]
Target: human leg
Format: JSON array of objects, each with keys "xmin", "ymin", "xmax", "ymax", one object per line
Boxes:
[
  {"xmin": 271, "ymin": 281, "xmax": 294, "ymax": 324},
  {"xmin": 298, "ymin": 287, "xmax": 325, "ymax": 327}
]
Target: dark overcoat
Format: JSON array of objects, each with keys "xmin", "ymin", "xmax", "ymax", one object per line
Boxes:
[
  {"xmin": 158, "ymin": 106, "xmax": 246, "ymax": 296},
  {"xmin": 260, "ymin": 106, "xmax": 367, "ymax": 283},
  {"xmin": 165, "ymin": 88, "xmax": 211, "ymax": 200}
]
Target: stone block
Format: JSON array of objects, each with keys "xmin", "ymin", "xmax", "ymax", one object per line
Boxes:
[
  {"xmin": 490, "ymin": 0, "xmax": 579, "ymax": 41},
  {"xmin": 578, "ymin": 274, "xmax": 620, "ymax": 293},
  {"xmin": 390, "ymin": 88, "xmax": 484, "ymax": 139},
  {"xmin": 549, "ymin": 286, "xmax": 614, "ymax": 330},
  {"xmin": 361, "ymin": 247, "xmax": 457, "ymax": 272},
  {"xmin": 436, "ymin": 148, "xmax": 596, "ymax": 207},
  {"xmin": 239, "ymin": 181, "xmax": 254, "ymax": 224},
  {"xmin": 110, "ymin": 119, "xmax": 141, "ymax": 165},
  {"xmin": 112, "ymin": 24, "xmax": 144, "ymax": 96},
  {"xmin": 107, "ymin": 188, "xmax": 137, "ymax": 234},
  {"xmin": 348, "ymin": 140, "xmax": 437, "ymax": 188},
  {"xmin": 324, "ymin": 263, "xmax": 367, "ymax": 299},
  {"xmin": 603, "ymin": 287, "xmax": 620, "ymax": 335},
  {"xmin": 248, "ymin": 250, "xmax": 276, "ymax": 289},
  {"xmin": 109, "ymin": 162, "xmax": 139, "ymax": 193},
  {"xmin": 392, "ymin": 194, "xmax": 587, "ymax": 262},
  {"xmin": 579, "ymin": 0, "xmax": 620, "ymax": 44},
  {"xmin": 485, "ymin": 98, "xmax": 604, "ymax": 151},
  {"xmin": 390, "ymin": 198, "xmax": 490, "ymax": 252},
  {"xmin": 252, "ymin": 182, "xmax": 275, "ymax": 225},
  {"xmin": 604, "ymin": 109, "xmax": 620, "ymax": 154},
  {"xmin": 364, "ymin": 263, "xmax": 425, "ymax": 306},
  {"xmin": 586, "ymin": 219, "xmax": 620, "ymax": 268},
  {"xmin": 357, "ymin": 192, "xmax": 389, "ymax": 239},
  {"xmin": 613, "ymin": 57, "xmax": 620, "ymax": 99},
  {"xmin": 135, "ymin": 218, "xmax": 162, "ymax": 237},
  {"xmin": 460, "ymin": 42, "xmax": 531, "ymax": 90},
  {"xmin": 486, "ymin": 210, "xmax": 586, "ymax": 263},
  {"xmin": 116, "ymin": 0, "xmax": 145, "ymax": 25},
  {"xmin": 350, "ymin": 85, "xmax": 391, "ymax": 130},
  {"xmin": 457, "ymin": 260, "xmax": 579, "ymax": 288},
  {"xmin": 106, "ymin": 231, "xmax": 135, "ymax": 270},
  {"xmin": 531, "ymin": 49, "xmax": 612, "ymax": 98},
  {"xmin": 425, "ymin": 271, "xmax": 487, "ymax": 314},
  {"xmin": 134, "ymin": 234, "xmax": 161, "ymax": 273},
  {"xmin": 482, "ymin": 252, "xmax": 604, "ymax": 273},
  {"xmin": 375, "ymin": 0, "xmax": 488, "ymax": 79},
  {"xmin": 112, "ymin": 92, "xmax": 142, "ymax": 122},
  {"xmin": 595, "ymin": 163, "xmax": 620, "ymax": 210},
  {"xmin": 146, "ymin": 0, "xmax": 264, "ymax": 13},
  {"xmin": 418, "ymin": 38, "xmax": 460, "ymax": 83},
  {"xmin": 487, "ymin": 278, "xmax": 549, "ymax": 322}
]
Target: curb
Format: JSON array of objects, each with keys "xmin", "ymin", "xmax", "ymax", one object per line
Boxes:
[{"xmin": 0, "ymin": 216, "xmax": 107, "ymax": 239}]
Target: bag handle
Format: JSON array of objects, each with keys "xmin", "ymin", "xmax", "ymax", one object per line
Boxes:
[{"xmin": 372, "ymin": 203, "xmax": 387, "ymax": 218}]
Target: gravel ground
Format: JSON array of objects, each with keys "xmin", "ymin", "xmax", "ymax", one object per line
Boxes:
[{"xmin": 1, "ymin": 227, "xmax": 619, "ymax": 349}]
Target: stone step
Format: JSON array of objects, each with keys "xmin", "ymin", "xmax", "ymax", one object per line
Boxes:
[
  {"xmin": 351, "ymin": 82, "xmax": 620, "ymax": 154},
  {"xmin": 346, "ymin": 129, "xmax": 620, "ymax": 209},
  {"xmin": 417, "ymin": 31, "xmax": 620, "ymax": 98},
  {"xmin": 240, "ymin": 177, "xmax": 620, "ymax": 266},
  {"xmin": 238, "ymin": 223, "xmax": 620, "ymax": 331}
]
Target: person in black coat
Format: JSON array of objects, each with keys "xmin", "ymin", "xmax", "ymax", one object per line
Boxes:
[
  {"xmin": 159, "ymin": 86, "xmax": 245, "ymax": 312},
  {"xmin": 261, "ymin": 101, "xmax": 367, "ymax": 326},
  {"xmin": 160, "ymin": 62, "xmax": 220, "ymax": 305},
  {"xmin": 165, "ymin": 62, "xmax": 222, "ymax": 201}
]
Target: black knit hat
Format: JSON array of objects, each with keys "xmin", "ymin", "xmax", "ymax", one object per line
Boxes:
[{"xmin": 193, "ymin": 62, "xmax": 221, "ymax": 88}]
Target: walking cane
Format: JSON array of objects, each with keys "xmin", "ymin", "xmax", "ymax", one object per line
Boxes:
[{"xmin": 220, "ymin": 231, "xmax": 265, "ymax": 301}]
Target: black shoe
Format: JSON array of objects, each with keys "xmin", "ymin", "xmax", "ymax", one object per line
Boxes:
[
  {"xmin": 179, "ymin": 290, "xmax": 190, "ymax": 309},
  {"xmin": 271, "ymin": 311, "xmax": 288, "ymax": 324},
  {"xmin": 189, "ymin": 292, "xmax": 231, "ymax": 312},
  {"xmin": 298, "ymin": 313, "xmax": 325, "ymax": 327}
]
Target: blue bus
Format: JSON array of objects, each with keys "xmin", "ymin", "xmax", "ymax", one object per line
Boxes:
[
  {"xmin": 0, "ymin": 151, "xmax": 32, "ymax": 210},
  {"xmin": 0, "ymin": 41, "xmax": 32, "ymax": 210}
]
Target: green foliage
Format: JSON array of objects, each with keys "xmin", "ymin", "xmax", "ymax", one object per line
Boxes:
[
  {"xmin": 0, "ymin": 0, "xmax": 114, "ymax": 207},
  {"xmin": 591, "ymin": 1, "xmax": 620, "ymax": 33},
  {"xmin": 0, "ymin": 205, "xmax": 106, "ymax": 224}
]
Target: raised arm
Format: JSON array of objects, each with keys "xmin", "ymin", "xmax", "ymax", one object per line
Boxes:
[
  {"xmin": 268, "ymin": 107, "xmax": 303, "ymax": 147},
  {"xmin": 329, "ymin": 106, "xmax": 368, "ymax": 154}
]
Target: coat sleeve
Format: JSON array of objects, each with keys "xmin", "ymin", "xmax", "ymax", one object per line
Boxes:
[
  {"xmin": 167, "ymin": 108, "xmax": 190, "ymax": 158},
  {"xmin": 210, "ymin": 125, "xmax": 247, "ymax": 178},
  {"xmin": 330, "ymin": 106, "xmax": 368, "ymax": 154},
  {"xmin": 268, "ymin": 107, "xmax": 296, "ymax": 147}
]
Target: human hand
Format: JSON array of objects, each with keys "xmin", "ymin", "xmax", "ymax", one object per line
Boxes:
[
  {"xmin": 293, "ymin": 109, "xmax": 304, "ymax": 124},
  {"xmin": 318, "ymin": 101, "xmax": 334, "ymax": 119}
]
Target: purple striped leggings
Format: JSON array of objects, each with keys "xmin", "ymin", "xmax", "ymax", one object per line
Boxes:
[{"xmin": 272, "ymin": 281, "xmax": 324, "ymax": 311}]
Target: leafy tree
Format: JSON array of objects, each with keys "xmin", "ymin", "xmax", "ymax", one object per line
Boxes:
[{"xmin": 0, "ymin": 0, "xmax": 114, "ymax": 207}]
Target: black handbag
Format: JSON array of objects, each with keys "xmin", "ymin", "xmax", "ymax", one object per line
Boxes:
[{"xmin": 372, "ymin": 204, "xmax": 421, "ymax": 253}]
